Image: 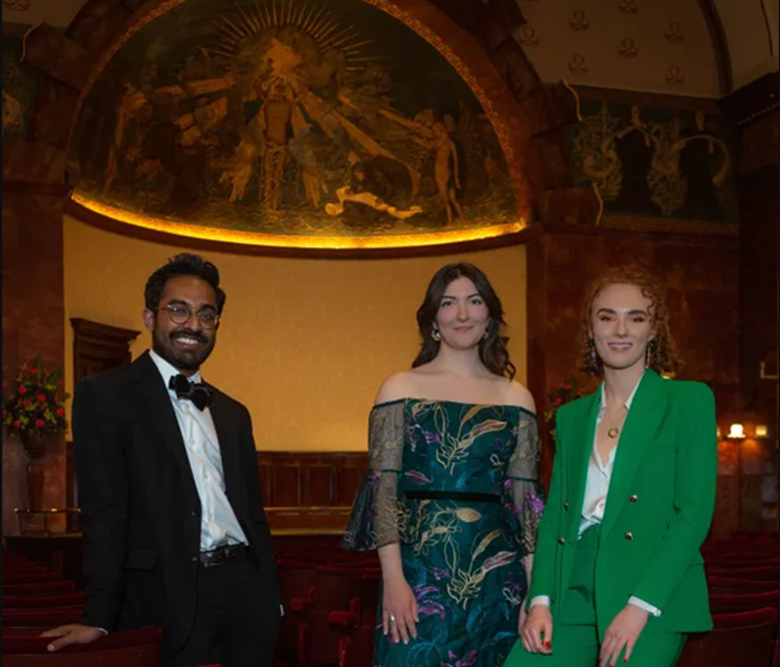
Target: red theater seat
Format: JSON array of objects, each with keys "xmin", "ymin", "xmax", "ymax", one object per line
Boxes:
[
  {"xmin": 678, "ymin": 608, "xmax": 778, "ymax": 667},
  {"xmin": 2, "ymin": 572, "xmax": 59, "ymax": 585},
  {"xmin": 709, "ymin": 590, "xmax": 779, "ymax": 613},
  {"xmin": 706, "ymin": 566, "xmax": 779, "ymax": 581},
  {"xmin": 2, "ymin": 626, "xmax": 162, "ymax": 667},
  {"xmin": 708, "ymin": 576, "xmax": 778, "ymax": 594},
  {"xmin": 2, "ymin": 593, "xmax": 85, "ymax": 610},
  {"xmin": 2, "ymin": 607, "xmax": 84, "ymax": 630},
  {"xmin": 2, "ymin": 582, "xmax": 76, "ymax": 597}
]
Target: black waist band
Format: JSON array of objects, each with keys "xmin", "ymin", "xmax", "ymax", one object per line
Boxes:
[{"xmin": 404, "ymin": 490, "xmax": 501, "ymax": 504}]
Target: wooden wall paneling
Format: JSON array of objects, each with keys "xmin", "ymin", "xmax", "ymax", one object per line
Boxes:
[
  {"xmin": 272, "ymin": 462, "xmax": 303, "ymax": 507},
  {"xmin": 336, "ymin": 456, "xmax": 368, "ymax": 506},
  {"xmin": 65, "ymin": 320, "xmax": 141, "ymax": 521},
  {"xmin": 301, "ymin": 462, "xmax": 334, "ymax": 507},
  {"xmin": 70, "ymin": 318, "xmax": 140, "ymax": 386},
  {"xmin": 255, "ymin": 452, "xmax": 368, "ymax": 531}
]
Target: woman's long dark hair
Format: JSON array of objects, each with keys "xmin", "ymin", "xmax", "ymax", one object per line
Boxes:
[{"xmin": 412, "ymin": 263, "xmax": 516, "ymax": 379}]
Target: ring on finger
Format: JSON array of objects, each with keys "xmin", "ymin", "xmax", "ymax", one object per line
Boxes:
[{"xmin": 389, "ymin": 615, "xmax": 396, "ymax": 623}]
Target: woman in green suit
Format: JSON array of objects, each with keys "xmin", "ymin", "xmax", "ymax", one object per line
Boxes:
[{"xmin": 506, "ymin": 265, "xmax": 717, "ymax": 667}]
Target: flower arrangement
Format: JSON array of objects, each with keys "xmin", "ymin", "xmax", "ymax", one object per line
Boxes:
[
  {"xmin": 544, "ymin": 376, "xmax": 583, "ymax": 442},
  {"xmin": 2, "ymin": 355, "xmax": 69, "ymax": 440}
]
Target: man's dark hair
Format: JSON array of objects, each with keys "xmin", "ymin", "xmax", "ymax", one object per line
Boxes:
[{"xmin": 144, "ymin": 254, "xmax": 226, "ymax": 314}]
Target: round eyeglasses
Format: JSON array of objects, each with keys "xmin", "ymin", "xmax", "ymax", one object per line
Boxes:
[{"xmin": 158, "ymin": 304, "xmax": 220, "ymax": 329}]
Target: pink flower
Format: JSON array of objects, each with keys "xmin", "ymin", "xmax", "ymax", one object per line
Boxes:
[
  {"xmin": 554, "ymin": 397, "xmax": 562, "ymax": 405},
  {"xmin": 37, "ymin": 393, "xmax": 46, "ymax": 402},
  {"xmin": 59, "ymin": 380, "xmax": 66, "ymax": 387},
  {"xmin": 18, "ymin": 386, "xmax": 26, "ymax": 395},
  {"xmin": 35, "ymin": 419, "xmax": 44, "ymax": 428},
  {"xmin": 12, "ymin": 421, "xmax": 20, "ymax": 429},
  {"xmin": 23, "ymin": 400, "xmax": 31, "ymax": 408},
  {"xmin": 2, "ymin": 381, "xmax": 7, "ymax": 389},
  {"xmin": 56, "ymin": 408, "xmax": 65, "ymax": 417},
  {"xmin": 563, "ymin": 383, "xmax": 571, "ymax": 390}
]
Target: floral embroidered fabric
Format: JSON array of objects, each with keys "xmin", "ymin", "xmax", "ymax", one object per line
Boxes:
[{"xmin": 342, "ymin": 399, "xmax": 545, "ymax": 667}]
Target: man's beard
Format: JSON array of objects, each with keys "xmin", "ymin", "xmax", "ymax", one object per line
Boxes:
[{"xmin": 152, "ymin": 327, "xmax": 216, "ymax": 372}]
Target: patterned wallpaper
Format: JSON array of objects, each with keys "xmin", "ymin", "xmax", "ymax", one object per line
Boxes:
[
  {"xmin": 567, "ymin": 99, "xmax": 738, "ymax": 223},
  {"xmin": 63, "ymin": 215, "xmax": 528, "ymax": 452},
  {"xmin": 1, "ymin": 0, "xmax": 84, "ymax": 27},
  {"xmin": 514, "ymin": 0, "xmax": 722, "ymax": 97}
]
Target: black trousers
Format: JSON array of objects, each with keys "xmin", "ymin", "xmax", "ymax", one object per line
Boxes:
[{"xmin": 167, "ymin": 559, "xmax": 281, "ymax": 667}]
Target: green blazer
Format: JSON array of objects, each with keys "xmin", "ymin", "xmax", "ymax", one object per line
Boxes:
[{"xmin": 529, "ymin": 370, "xmax": 717, "ymax": 635}]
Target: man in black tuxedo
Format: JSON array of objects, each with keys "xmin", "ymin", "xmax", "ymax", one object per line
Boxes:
[{"xmin": 42, "ymin": 254, "xmax": 280, "ymax": 667}]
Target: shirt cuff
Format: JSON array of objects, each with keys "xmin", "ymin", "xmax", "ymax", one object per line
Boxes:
[
  {"xmin": 628, "ymin": 596, "xmax": 662, "ymax": 617},
  {"xmin": 529, "ymin": 595, "xmax": 551, "ymax": 609}
]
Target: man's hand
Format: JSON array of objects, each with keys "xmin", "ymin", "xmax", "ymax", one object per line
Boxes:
[{"xmin": 40, "ymin": 624, "xmax": 104, "ymax": 652}]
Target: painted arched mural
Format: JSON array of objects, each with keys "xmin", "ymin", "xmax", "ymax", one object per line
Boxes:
[{"xmin": 68, "ymin": 0, "xmax": 524, "ymax": 249}]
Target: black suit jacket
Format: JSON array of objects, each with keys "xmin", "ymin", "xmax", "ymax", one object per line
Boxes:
[{"xmin": 73, "ymin": 351, "xmax": 279, "ymax": 654}]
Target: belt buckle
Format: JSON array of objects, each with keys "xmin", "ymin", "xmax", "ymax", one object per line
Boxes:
[
  {"xmin": 201, "ymin": 547, "xmax": 224, "ymax": 568},
  {"xmin": 200, "ymin": 544, "xmax": 244, "ymax": 568}
]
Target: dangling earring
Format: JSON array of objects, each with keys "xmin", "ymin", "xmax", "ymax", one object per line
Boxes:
[
  {"xmin": 431, "ymin": 327, "xmax": 441, "ymax": 342},
  {"xmin": 589, "ymin": 339, "xmax": 600, "ymax": 374},
  {"xmin": 645, "ymin": 339, "xmax": 654, "ymax": 369},
  {"xmin": 482, "ymin": 327, "xmax": 489, "ymax": 340}
]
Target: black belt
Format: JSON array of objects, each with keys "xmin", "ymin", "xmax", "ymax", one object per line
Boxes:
[
  {"xmin": 199, "ymin": 543, "xmax": 249, "ymax": 568},
  {"xmin": 404, "ymin": 490, "xmax": 501, "ymax": 504}
]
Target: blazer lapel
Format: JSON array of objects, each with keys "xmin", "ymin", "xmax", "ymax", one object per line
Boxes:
[
  {"xmin": 567, "ymin": 391, "xmax": 600, "ymax": 539},
  {"xmin": 130, "ymin": 352, "xmax": 199, "ymax": 502},
  {"xmin": 601, "ymin": 370, "xmax": 667, "ymax": 538},
  {"xmin": 207, "ymin": 391, "xmax": 241, "ymax": 509}
]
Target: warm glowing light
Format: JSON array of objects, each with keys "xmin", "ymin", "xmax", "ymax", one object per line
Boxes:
[
  {"xmin": 71, "ymin": 194, "xmax": 526, "ymax": 250},
  {"xmin": 727, "ymin": 423, "xmax": 745, "ymax": 439},
  {"xmin": 716, "ymin": 426, "xmax": 721, "ymax": 439},
  {"xmin": 755, "ymin": 425, "xmax": 769, "ymax": 438}
]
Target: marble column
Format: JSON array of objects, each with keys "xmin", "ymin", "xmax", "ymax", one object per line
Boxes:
[{"xmin": 2, "ymin": 184, "xmax": 68, "ymax": 532}]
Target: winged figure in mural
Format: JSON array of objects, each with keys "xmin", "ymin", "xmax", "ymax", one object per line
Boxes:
[{"xmin": 96, "ymin": 0, "xmax": 497, "ymax": 227}]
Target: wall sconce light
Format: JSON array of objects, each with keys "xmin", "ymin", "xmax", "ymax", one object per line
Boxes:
[
  {"xmin": 716, "ymin": 426, "xmax": 722, "ymax": 439},
  {"xmin": 727, "ymin": 423, "xmax": 745, "ymax": 439},
  {"xmin": 755, "ymin": 425, "xmax": 769, "ymax": 438}
]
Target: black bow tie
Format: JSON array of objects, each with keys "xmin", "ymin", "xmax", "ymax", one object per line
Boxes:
[{"xmin": 169, "ymin": 374, "xmax": 214, "ymax": 411}]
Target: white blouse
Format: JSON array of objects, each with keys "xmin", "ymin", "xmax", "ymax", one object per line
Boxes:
[
  {"xmin": 530, "ymin": 373, "xmax": 662, "ymax": 617},
  {"xmin": 578, "ymin": 379, "xmax": 640, "ymax": 536}
]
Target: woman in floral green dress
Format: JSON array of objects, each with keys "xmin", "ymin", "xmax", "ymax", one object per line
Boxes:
[{"xmin": 342, "ymin": 263, "xmax": 545, "ymax": 667}]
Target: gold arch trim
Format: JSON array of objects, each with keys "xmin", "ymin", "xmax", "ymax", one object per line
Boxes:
[{"xmin": 71, "ymin": 193, "xmax": 526, "ymax": 250}]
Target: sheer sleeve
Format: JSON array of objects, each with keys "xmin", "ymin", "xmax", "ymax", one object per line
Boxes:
[
  {"xmin": 341, "ymin": 400, "xmax": 406, "ymax": 551},
  {"xmin": 502, "ymin": 411, "xmax": 546, "ymax": 558}
]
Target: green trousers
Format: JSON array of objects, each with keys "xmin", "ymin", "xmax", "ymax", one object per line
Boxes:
[{"xmin": 504, "ymin": 526, "xmax": 687, "ymax": 667}]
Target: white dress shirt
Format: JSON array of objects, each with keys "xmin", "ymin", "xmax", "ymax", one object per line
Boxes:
[
  {"xmin": 149, "ymin": 350, "xmax": 248, "ymax": 551},
  {"xmin": 530, "ymin": 373, "xmax": 662, "ymax": 617}
]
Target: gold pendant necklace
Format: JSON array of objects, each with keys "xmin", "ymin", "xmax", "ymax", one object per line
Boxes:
[{"xmin": 605, "ymin": 405, "xmax": 621, "ymax": 439}]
